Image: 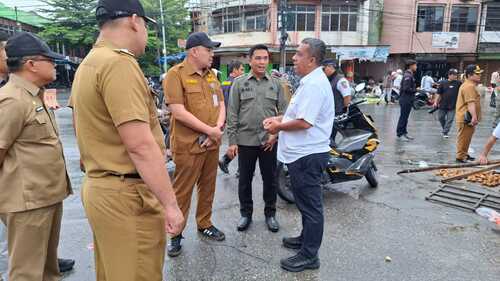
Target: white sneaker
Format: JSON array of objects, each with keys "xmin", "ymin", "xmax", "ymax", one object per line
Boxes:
[{"xmin": 443, "ymin": 134, "xmax": 449, "ymax": 139}]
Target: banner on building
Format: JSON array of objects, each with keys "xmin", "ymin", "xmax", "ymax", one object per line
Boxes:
[
  {"xmin": 432, "ymin": 32, "xmax": 459, "ymax": 49},
  {"xmin": 331, "ymin": 46, "xmax": 390, "ymax": 62}
]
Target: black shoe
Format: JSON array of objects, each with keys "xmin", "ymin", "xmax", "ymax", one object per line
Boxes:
[
  {"xmin": 237, "ymin": 216, "xmax": 252, "ymax": 231},
  {"xmin": 265, "ymin": 216, "xmax": 279, "ymax": 232},
  {"xmin": 282, "ymin": 236, "xmax": 302, "ymax": 249},
  {"xmin": 280, "ymin": 253, "xmax": 320, "ymax": 272},
  {"xmin": 58, "ymin": 258, "xmax": 75, "ymax": 273},
  {"xmin": 167, "ymin": 235, "xmax": 183, "ymax": 257},
  {"xmin": 218, "ymin": 155, "xmax": 231, "ymax": 174},
  {"xmin": 456, "ymin": 158, "xmax": 467, "ymax": 163},
  {"xmin": 198, "ymin": 226, "xmax": 225, "ymax": 241},
  {"xmin": 466, "ymin": 155, "xmax": 476, "ymax": 161}
]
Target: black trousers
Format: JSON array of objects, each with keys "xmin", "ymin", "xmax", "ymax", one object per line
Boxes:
[
  {"xmin": 287, "ymin": 152, "xmax": 329, "ymax": 258},
  {"xmin": 396, "ymin": 99, "xmax": 413, "ymax": 137},
  {"xmin": 238, "ymin": 145, "xmax": 278, "ymax": 218}
]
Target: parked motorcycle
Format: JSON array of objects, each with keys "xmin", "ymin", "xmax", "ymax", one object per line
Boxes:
[
  {"xmin": 351, "ymin": 82, "xmax": 367, "ymax": 103},
  {"xmin": 277, "ymin": 99, "xmax": 380, "ymax": 203},
  {"xmin": 413, "ymin": 90, "xmax": 432, "ymax": 110}
]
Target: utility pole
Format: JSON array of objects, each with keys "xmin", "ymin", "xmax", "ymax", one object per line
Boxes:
[
  {"xmin": 159, "ymin": 0, "xmax": 168, "ymax": 72},
  {"xmin": 279, "ymin": 0, "xmax": 288, "ymax": 73},
  {"xmin": 14, "ymin": 6, "xmax": 21, "ymax": 32}
]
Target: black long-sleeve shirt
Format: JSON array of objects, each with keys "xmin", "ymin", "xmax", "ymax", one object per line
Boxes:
[{"xmin": 400, "ymin": 70, "xmax": 416, "ymax": 101}]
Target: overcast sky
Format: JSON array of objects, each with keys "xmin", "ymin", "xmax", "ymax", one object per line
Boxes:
[{"xmin": 1, "ymin": 0, "xmax": 45, "ymax": 11}]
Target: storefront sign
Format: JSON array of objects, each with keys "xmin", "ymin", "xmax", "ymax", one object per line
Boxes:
[
  {"xmin": 432, "ymin": 32, "xmax": 459, "ymax": 49},
  {"xmin": 331, "ymin": 46, "xmax": 390, "ymax": 62}
]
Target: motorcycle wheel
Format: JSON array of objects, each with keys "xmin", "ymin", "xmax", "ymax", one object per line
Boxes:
[
  {"xmin": 276, "ymin": 162, "xmax": 295, "ymax": 204},
  {"xmin": 365, "ymin": 165, "xmax": 378, "ymax": 188},
  {"xmin": 413, "ymin": 100, "xmax": 422, "ymax": 110}
]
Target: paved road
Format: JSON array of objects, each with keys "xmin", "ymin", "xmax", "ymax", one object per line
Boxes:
[{"xmin": 54, "ymin": 91, "xmax": 500, "ymax": 281}]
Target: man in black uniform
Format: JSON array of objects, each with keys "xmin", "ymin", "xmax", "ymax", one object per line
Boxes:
[
  {"xmin": 322, "ymin": 59, "xmax": 351, "ymax": 146},
  {"xmin": 396, "ymin": 59, "xmax": 417, "ymax": 141},
  {"xmin": 434, "ymin": 68, "xmax": 461, "ymax": 138}
]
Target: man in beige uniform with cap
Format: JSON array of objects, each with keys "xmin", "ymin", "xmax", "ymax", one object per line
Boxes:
[
  {"xmin": 0, "ymin": 32, "xmax": 72, "ymax": 281},
  {"xmin": 70, "ymin": 0, "xmax": 183, "ymax": 280}
]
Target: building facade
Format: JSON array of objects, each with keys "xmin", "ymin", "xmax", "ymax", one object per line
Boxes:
[
  {"xmin": 381, "ymin": 0, "xmax": 482, "ymax": 81},
  {"xmin": 190, "ymin": 0, "xmax": 386, "ymax": 81}
]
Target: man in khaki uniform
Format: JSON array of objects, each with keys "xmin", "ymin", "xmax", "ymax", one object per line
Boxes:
[
  {"xmin": 164, "ymin": 32, "xmax": 226, "ymax": 257},
  {"xmin": 226, "ymin": 44, "xmax": 288, "ymax": 232},
  {"xmin": 70, "ymin": 1, "xmax": 183, "ymax": 280},
  {"xmin": 455, "ymin": 64, "xmax": 483, "ymax": 163},
  {"xmin": 0, "ymin": 32, "xmax": 72, "ymax": 281}
]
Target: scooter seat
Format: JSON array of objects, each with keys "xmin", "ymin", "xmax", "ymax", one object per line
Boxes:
[{"xmin": 334, "ymin": 133, "xmax": 372, "ymax": 154}]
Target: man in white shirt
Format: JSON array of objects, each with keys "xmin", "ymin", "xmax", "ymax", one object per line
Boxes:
[
  {"xmin": 392, "ymin": 69, "xmax": 403, "ymax": 99},
  {"xmin": 263, "ymin": 38, "xmax": 334, "ymax": 273},
  {"xmin": 478, "ymin": 123, "xmax": 500, "ymax": 164},
  {"xmin": 421, "ymin": 71, "xmax": 437, "ymax": 94}
]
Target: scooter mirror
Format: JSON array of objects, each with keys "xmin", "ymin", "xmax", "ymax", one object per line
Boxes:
[{"xmin": 355, "ymin": 83, "xmax": 366, "ymax": 92}]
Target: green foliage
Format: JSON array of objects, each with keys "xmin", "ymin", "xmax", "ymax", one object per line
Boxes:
[
  {"xmin": 38, "ymin": 0, "xmax": 97, "ymax": 52},
  {"xmin": 36, "ymin": 0, "xmax": 191, "ymax": 76}
]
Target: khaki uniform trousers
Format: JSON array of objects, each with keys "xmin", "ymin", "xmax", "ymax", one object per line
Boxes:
[
  {"xmin": 456, "ymin": 122, "xmax": 476, "ymax": 160},
  {"xmin": 82, "ymin": 176, "xmax": 165, "ymax": 281},
  {"xmin": 0, "ymin": 202, "xmax": 62, "ymax": 281},
  {"xmin": 172, "ymin": 149, "xmax": 219, "ymax": 231}
]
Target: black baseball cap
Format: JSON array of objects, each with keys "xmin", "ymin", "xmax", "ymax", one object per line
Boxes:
[
  {"xmin": 448, "ymin": 68, "xmax": 459, "ymax": 75},
  {"xmin": 465, "ymin": 64, "xmax": 483, "ymax": 76},
  {"xmin": 322, "ymin": 59, "xmax": 337, "ymax": 68},
  {"xmin": 96, "ymin": 0, "xmax": 156, "ymax": 24},
  {"xmin": 185, "ymin": 32, "xmax": 221, "ymax": 50},
  {"xmin": 5, "ymin": 32, "xmax": 64, "ymax": 60}
]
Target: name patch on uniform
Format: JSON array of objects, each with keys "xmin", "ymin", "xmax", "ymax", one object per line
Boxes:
[
  {"xmin": 35, "ymin": 106, "xmax": 44, "ymax": 112},
  {"xmin": 186, "ymin": 79, "xmax": 198, "ymax": 84},
  {"xmin": 213, "ymin": 94, "xmax": 219, "ymax": 107}
]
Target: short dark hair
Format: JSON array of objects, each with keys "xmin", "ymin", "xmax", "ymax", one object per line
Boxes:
[
  {"xmin": 6, "ymin": 57, "xmax": 25, "ymax": 73},
  {"xmin": 228, "ymin": 60, "xmax": 243, "ymax": 74},
  {"xmin": 405, "ymin": 59, "xmax": 417, "ymax": 69},
  {"xmin": 301, "ymin": 38, "xmax": 326, "ymax": 66},
  {"xmin": 249, "ymin": 44, "xmax": 269, "ymax": 58}
]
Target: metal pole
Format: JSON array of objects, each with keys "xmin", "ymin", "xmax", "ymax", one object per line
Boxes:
[
  {"xmin": 279, "ymin": 0, "xmax": 288, "ymax": 73},
  {"xmin": 14, "ymin": 6, "xmax": 20, "ymax": 32},
  {"xmin": 159, "ymin": 0, "xmax": 168, "ymax": 72}
]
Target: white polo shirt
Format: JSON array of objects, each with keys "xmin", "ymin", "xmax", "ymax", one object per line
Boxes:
[{"xmin": 277, "ymin": 67, "xmax": 335, "ymax": 164}]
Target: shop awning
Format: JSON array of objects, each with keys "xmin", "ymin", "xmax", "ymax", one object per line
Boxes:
[
  {"xmin": 332, "ymin": 46, "xmax": 390, "ymax": 62},
  {"xmin": 478, "ymin": 53, "xmax": 500, "ymax": 60}
]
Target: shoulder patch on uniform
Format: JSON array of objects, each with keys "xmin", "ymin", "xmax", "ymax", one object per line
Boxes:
[
  {"xmin": 113, "ymin": 49, "xmax": 135, "ymax": 57},
  {"xmin": 340, "ymin": 80, "xmax": 349, "ymax": 89}
]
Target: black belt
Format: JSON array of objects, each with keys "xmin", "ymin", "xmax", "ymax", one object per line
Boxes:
[{"xmin": 110, "ymin": 173, "xmax": 141, "ymax": 179}]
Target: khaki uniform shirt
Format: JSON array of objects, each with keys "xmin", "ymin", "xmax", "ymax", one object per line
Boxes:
[
  {"xmin": 0, "ymin": 74, "xmax": 71, "ymax": 213},
  {"xmin": 226, "ymin": 72, "xmax": 288, "ymax": 146},
  {"xmin": 456, "ymin": 80, "xmax": 481, "ymax": 123},
  {"xmin": 164, "ymin": 60, "xmax": 224, "ymax": 154},
  {"xmin": 70, "ymin": 40, "xmax": 165, "ymax": 178}
]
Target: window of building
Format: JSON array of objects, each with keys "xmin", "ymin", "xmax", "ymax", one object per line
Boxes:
[
  {"xmin": 224, "ymin": 13, "xmax": 241, "ymax": 33},
  {"xmin": 450, "ymin": 6, "xmax": 478, "ymax": 32},
  {"xmin": 286, "ymin": 4, "xmax": 315, "ymax": 31},
  {"xmin": 486, "ymin": 6, "xmax": 500, "ymax": 31},
  {"xmin": 245, "ymin": 10, "xmax": 267, "ymax": 31},
  {"xmin": 416, "ymin": 6, "xmax": 444, "ymax": 32},
  {"xmin": 321, "ymin": 3, "xmax": 358, "ymax": 32}
]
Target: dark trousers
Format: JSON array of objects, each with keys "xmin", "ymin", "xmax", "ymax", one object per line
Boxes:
[
  {"xmin": 396, "ymin": 99, "xmax": 413, "ymax": 137},
  {"xmin": 437, "ymin": 109, "xmax": 455, "ymax": 135},
  {"xmin": 287, "ymin": 152, "xmax": 329, "ymax": 258},
  {"xmin": 238, "ymin": 145, "xmax": 278, "ymax": 218}
]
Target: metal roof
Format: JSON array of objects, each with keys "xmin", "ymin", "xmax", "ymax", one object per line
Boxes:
[{"xmin": 0, "ymin": 2, "xmax": 48, "ymax": 28}]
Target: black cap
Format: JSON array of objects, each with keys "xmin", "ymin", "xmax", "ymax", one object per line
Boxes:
[
  {"xmin": 448, "ymin": 68, "xmax": 459, "ymax": 75},
  {"xmin": 465, "ymin": 64, "xmax": 483, "ymax": 76},
  {"xmin": 185, "ymin": 32, "xmax": 221, "ymax": 50},
  {"xmin": 5, "ymin": 32, "xmax": 64, "ymax": 60},
  {"xmin": 0, "ymin": 31, "xmax": 9, "ymax": 42},
  {"xmin": 96, "ymin": 0, "xmax": 156, "ymax": 24},
  {"xmin": 322, "ymin": 59, "xmax": 337, "ymax": 68}
]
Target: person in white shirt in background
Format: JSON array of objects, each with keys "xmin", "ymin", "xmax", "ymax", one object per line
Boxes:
[
  {"xmin": 421, "ymin": 71, "xmax": 437, "ymax": 95},
  {"xmin": 263, "ymin": 38, "xmax": 334, "ymax": 273},
  {"xmin": 391, "ymin": 69, "xmax": 403, "ymax": 101}
]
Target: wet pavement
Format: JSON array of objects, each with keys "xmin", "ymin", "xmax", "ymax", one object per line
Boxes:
[{"xmin": 54, "ymin": 91, "xmax": 500, "ymax": 281}]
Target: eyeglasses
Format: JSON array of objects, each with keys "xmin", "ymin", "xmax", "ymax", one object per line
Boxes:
[{"xmin": 29, "ymin": 58, "xmax": 56, "ymax": 65}]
